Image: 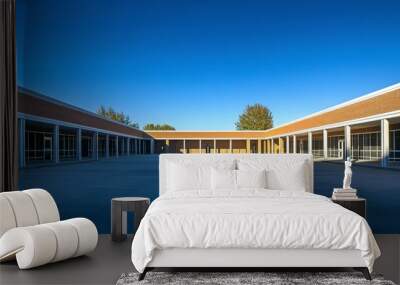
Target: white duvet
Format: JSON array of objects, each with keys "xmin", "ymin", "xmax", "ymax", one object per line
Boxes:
[{"xmin": 131, "ymin": 190, "xmax": 380, "ymax": 273}]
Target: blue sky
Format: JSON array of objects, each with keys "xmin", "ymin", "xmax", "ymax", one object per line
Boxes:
[{"xmin": 17, "ymin": 0, "xmax": 400, "ymax": 130}]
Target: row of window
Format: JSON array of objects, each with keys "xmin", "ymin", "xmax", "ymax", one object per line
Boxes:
[
  {"xmin": 24, "ymin": 129, "xmax": 150, "ymax": 164},
  {"xmin": 294, "ymin": 130, "xmax": 400, "ymax": 161},
  {"xmin": 23, "ymin": 127, "xmax": 400, "ymax": 163}
]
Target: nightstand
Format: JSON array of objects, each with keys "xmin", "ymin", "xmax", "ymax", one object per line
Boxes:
[
  {"xmin": 111, "ymin": 197, "xmax": 150, "ymax": 242},
  {"xmin": 331, "ymin": 198, "xmax": 366, "ymax": 218}
]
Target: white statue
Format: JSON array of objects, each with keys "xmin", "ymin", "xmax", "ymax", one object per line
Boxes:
[{"xmin": 342, "ymin": 157, "xmax": 352, "ymax": 190}]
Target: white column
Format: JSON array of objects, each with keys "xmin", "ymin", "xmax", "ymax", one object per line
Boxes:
[
  {"xmin": 183, "ymin": 139, "xmax": 186, "ymax": 154},
  {"xmin": 308, "ymin": 132, "xmax": 312, "ymax": 155},
  {"xmin": 53, "ymin": 125, "xmax": 59, "ymax": 163},
  {"xmin": 246, "ymin": 139, "xmax": 251, "ymax": 153},
  {"xmin": 323, "ymin": 129, "xmax": 328, "ymax": 160},
  {"xmin": 124, "ymin": 138, "xmax": 127, "ymax": 155},
  {"xmin": 229, "ymin": 140, "xmax": 232, "ymax": 153},
  {"xmin": 127, "ymin": 138, "xmax": 131, "ymax": 155},
  {"xmin": 150, "ymin": 139, "xmax": 154, "ymax": 154},
  {"xmin": 199, "ymin": 140, "xmax": 202, "ymax": 154},
  {"xmin": 116, "ymin": 136, "xmax": 119, "ymax": 158},
  {"xmin": 279, "ymin": 137, "xmax": 284, "ymax": 154},
  {"xmin": 381, "ymin": 119, "xmax": 390, "ymax": 167},
  {"xmin": 93, "ymin": 132, "xmax": 98, "ymax": 160},
  {"xmin": 18, "ymin": 118, "xmax": 26, "ymax": 167},
  {"xmin": 214, "ymin": 139, "xmax": 216, "ymax": 153},
  {"xmin": 76, "ymin": 128, "xmax": 82, "ymax": 160},
  {"xmin": 293, "ymin": 135, "xmax": 297, "ymax": 154},
  {"xmin": 105, "ymin": 134, "xmax": 109, "ymax": 158},
  {"xmin": 134, "ymin": 139, "xmax": 138, "ymax": 154},
  {"xmin": 344, "ymin": 125, "xmax": 351, "ymax": 160},
  {"xmin": 269, "ymin": 139, "xmax": 273, "ymax": 153},
  {"xmin": 272, "ymin": 139, "xmax": 275, "ymax": 154},
  {"xmin": 271, "ymin": 139, "xmax": 274, "ymax": 154},
  {"xmin": 286, "ymin": 136, "xmax": 290, "ymax": 154},
  {"xmin": 138, "ymin": 139, "xmax": 142, "ymax": 154}
]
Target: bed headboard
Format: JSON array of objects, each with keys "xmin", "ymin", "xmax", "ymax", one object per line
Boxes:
[{"xmin": 159, "ymin": 154, "xmax": 314, "ymax": 196}]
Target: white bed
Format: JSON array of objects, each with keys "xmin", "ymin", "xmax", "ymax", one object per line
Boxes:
[{"xmin": 131, "ymin": 154, "xmax": 380, "ymax": 280}]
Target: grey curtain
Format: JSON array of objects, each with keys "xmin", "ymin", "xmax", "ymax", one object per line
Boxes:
[{"xmin": 0, "ymin": 0, "xmax": 18, "ymax": 192}]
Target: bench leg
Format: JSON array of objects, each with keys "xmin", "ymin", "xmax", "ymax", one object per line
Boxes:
[{"xmin": 354, "ymin": 267, "xmax": 371, "ymax": 280}]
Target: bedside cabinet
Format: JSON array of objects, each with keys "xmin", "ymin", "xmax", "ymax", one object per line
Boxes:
[
  {"xmin": 111, "ymin": 197, "xmax": 150, "ymax": 242},
  {"xmin": 331, "ymin": 198, "xmax": 366, "ymax": 218}
]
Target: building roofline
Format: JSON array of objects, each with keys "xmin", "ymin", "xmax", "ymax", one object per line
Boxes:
[
  {"xmin": 145, "ymin": 130, "xmax": 269, "ymax": 132},
  {"xmin": 263, "ymin": 82, "xmax": 400, "ymax": 133},
  {"xmin": 18, "ymin": 86, "xmax": 144, "ymax": 133},
  {"xmin": 19, "ymin": 82, "xmax": 400, "ymax": 138},
  {"xmin": 146, "ymin": 82, "xmax": 400, "ymax": 134}
]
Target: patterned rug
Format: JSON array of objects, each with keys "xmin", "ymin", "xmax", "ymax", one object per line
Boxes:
[{"xmin": 116, "ymin": 271, "xmax": 396, "ymax": 285}]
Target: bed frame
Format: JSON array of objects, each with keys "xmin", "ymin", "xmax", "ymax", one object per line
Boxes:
[
  {"xmin": 139, "ymin": 266, "xmax": 371, "ymax": 281},
  {"xmin": 139, "ymin": 248, "xmax": 370, "ymax": 280},
  {"xmin": 139, "ymin": 154, "xmax": 372, "ymax": 281}
]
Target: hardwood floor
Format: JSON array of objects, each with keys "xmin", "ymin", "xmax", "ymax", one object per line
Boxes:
[{"xmin": 0, "ymin": 235, "xmax": 399, "ymax": 285}]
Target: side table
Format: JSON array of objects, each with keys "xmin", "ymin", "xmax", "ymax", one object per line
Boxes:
[
  {"xmin": 111, "ymin": 197, "xmax": 150, "ymax": 242},
  {"xmin": 331, "ymin": 197, "xmax": 366, "ymax": 219}
]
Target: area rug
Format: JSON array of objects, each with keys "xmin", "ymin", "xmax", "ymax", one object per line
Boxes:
[{"xmin": 116, "ymin": 272, "xmax": 396, "ymax": 285}]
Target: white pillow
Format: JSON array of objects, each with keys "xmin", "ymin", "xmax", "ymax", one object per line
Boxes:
[
  {"xmin": 266, "ymin": 161, "xmax": 307, "ymax": 192},
  {"xmin": 166, "ymin": 162, "xmax": 205, "ymax": 191},
  {"xmin": 167, "ymin": 160, "xmax": 236, "ymax": 192},
  {"xmin": 237, "ymin": 158, "xmax": 309, "ymax": 192},
  {"xmin": 236, "ymin": 169, "xmax": 267, "ymax": 189},
  {"xmin": 211, "ymin": 168, "xmax": 236, "ymax": 190}
]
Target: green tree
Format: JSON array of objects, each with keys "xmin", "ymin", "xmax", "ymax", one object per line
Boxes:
[
  {"xmin": 143, "ymin": 123, "xmax": 176, "ymax": 130},
  {"xmin": 235, "ymin": 103, "xmax": 273, "ymax": 130},
  {"xmin": 96, "ymin": 105, "xmax": 139, "ymax": 128}
]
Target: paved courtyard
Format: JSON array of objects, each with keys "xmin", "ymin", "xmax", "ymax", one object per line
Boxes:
[
  {"xmin": 20, "ymin": 155, "xmax": 400, "ymax": 234},
  {"xmin": 20, "ymin": 156, "xmax": 159, "ymax": 234}
]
